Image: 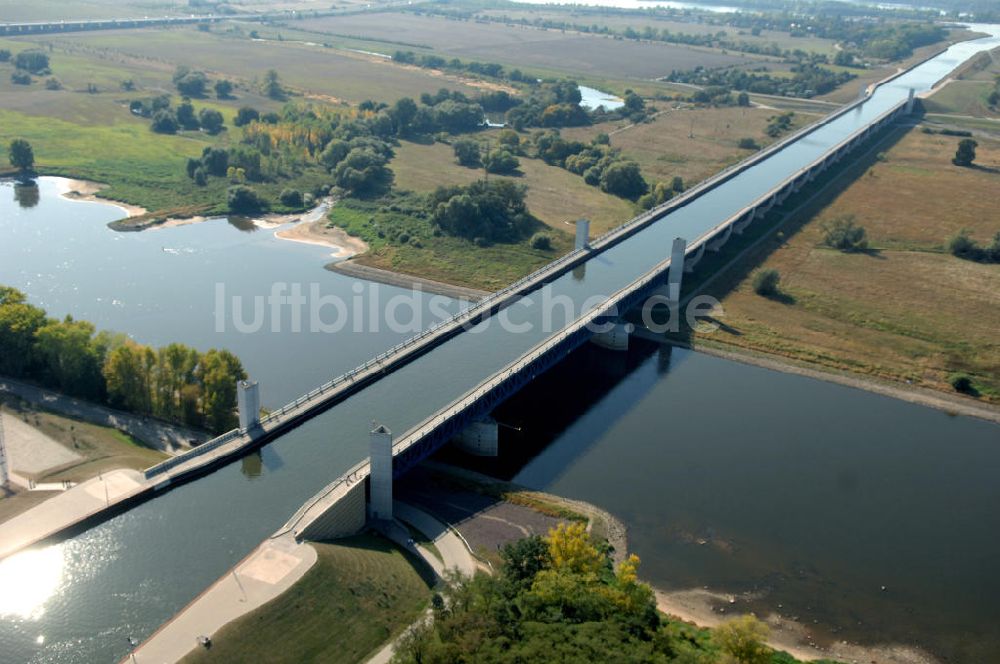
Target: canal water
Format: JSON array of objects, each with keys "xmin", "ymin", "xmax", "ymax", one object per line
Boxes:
[
  {"xmin": 2, "ymin": 26, "xmax": 999, "ymax": 663},
  {"xmin": 451, "ymin": 341, "xmax": 1000, "ymax": 662}
]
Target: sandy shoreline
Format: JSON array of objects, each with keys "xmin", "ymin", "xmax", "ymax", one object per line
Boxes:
[
  {"xmin": 654, "ymin": 588, "xmax": 937, "ymax": 664},
  {"xmin": 55, "ymin": 177, "xmax": 148, "ymax": 219}
]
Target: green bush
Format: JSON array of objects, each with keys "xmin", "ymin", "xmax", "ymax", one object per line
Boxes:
[
  {"xmin": 821, "ymin": 214, "xmax": 868, "ymax": 252},
  {"xmin": 950, "ymin": 374, "xmax": 975, "ymax": 394},
  {"xmin": 279, "ymin": 188, "xmax": 303, "ymax": 208},
  {"xmin": 752, "ymin": 269, "xmax": 781, "ymax": 296},
  {"xmin": 227, "ymin": 185, "xmax": 266, "ymax": 214},
  {"xmin": 738, "ymin": 137, "xmax": 760, "ymax": 150},
  {"xmin": 530, "ymin": 233, "xmax": 554, "ymax": 251}
]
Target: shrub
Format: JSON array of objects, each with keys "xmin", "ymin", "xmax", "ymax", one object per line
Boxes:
[
  {"xmin": 483, "ymin": 149, "xmax": 519, "ymax": 175},
  {"xmin": 150, "ymin": 110, "xmax": 179, "ymax": 134},
  {"xmin": 752, "ymin": 269, "xmax": 781, "ymax": 296},
  {"xmin": 738, "ymin": 137, "xmax": 760, "ymax": 150},
  {"xmin": 821, "ymin": 214, "xmax": 868, "ymax": 252},
  {"xmin": 279, "ymin": 188, "xmax": 303, "ymax": 208},
  {"xmin": 950, "ymin": 374, "xmax": 975, "ymax": 394},
  {"xmin": 952, "ymin": 138, "xmax": 977, "ymax": 167},
  {"xmin": 946, "ymin": 230, "xmax": 982, "ymax": 260},
  {"xmin": 10, "ymin": 71, "xmax": 31, "ymax": 85},
  {"xmin": 452, "ymin": 138, "xmax": 481, "ymax": 167},
  {"xmin": 530, "ymin": 233, "xmax": 553, "ymax": 251},
  {"xmin": 234, "ymin": 106, "xmax": 260, "ymax": 127},
  {"xmin": 227, "ymin": 185, "xmax": 266, "ymax": 214}
]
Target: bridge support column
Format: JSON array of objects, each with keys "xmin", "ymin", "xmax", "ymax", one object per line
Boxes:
[
  {"xmin": 905, "ymin": 87, "xmax": 916, "ymax": 114},
  {"xmin": 707, "ymin": 225, "xmax": 733, "ymax": 252},
  {"xmin": 369, "ymin": 424, "xmax": 393, "ymax": 522},
  {"xmin": 684, "ymin": 242, "xmax": 705, "ymax": 273},
  {"xmin": 454, "ymin": 417, "xmax": 499, "ymax": 456},
  {"xmin": 237, "ymin": 380, "xmax": 261, "ymax": 431},
  {"xmin": 667, "ymin": 237, "xmax": 686, "ymax": 301},
  {"xmin": 575, "ymin": 218, "xmax": 590, "ymax": 251},
  {"xmin": 733, "ymin": 210, "xmax": 754, "ymax": 235},
  {"xmin": 591, "ymin": 321, "xmax": 633, "ymax": 351}
]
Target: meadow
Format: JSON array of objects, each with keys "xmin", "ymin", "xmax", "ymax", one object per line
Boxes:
[
  {"xmin": 180, "ymin": 535, "xmax": 433, "ymax": 664},
  {"xmin": 562, "ymin": 105, "xmax": 813, "ymax": 193},
  {"xmin": 688, "ymin": 126, "xmax": 1000, "ymax": 401},
  {"xmin": 19, "ymin": 26, "xmax": 483, "ymax": 104}
]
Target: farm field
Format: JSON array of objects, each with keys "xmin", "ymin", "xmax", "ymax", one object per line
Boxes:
[
  {"xmin": 688, "ymin": 126, "xmax": 1000, "ymax": 401},
  {"xmin": 13, "ymin": 27, "xmax": 483, "ymax": 104},
  {"xmin": 562, "ymin": 105, "xmax": 815, "ymax": 192},
  {"xmin": 296, "ymin": 12, "xmax": 754, "ymax": 80},
  {"xmin": 474, "ymin": 8, "xmax": 840, "ymax": 56}
]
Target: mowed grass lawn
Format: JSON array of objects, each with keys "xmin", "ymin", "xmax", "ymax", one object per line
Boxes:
[
  {"xmin": 563, "ymin": 105, "xmax": 814, "ymax": 192},
  {"xmin": 181, "ymin": 535, "xmax": 434, "ymax": 664},
  {"xmin": 691, "ymin": 127, "xmax": 1000, "ymax": 400},
  {"xmin": 391, "ymin": 136, "xmax": 636, "ymax": 234}
]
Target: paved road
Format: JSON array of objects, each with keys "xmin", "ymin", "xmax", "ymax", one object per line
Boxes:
[{"xmin": 0, "ymin": 377, "xmax": 206, "ymax": 454}]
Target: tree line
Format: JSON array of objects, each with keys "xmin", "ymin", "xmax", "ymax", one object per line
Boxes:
[
  {"xmin": 393, "ymin": 522, "xmax": 789, "ymax": 664},
  {"xmin": 668, "ymin": 64, "xmax": 856, "ymax": 99},
  {"xmin": 0, "ymin": 287, "xmax": 247, "ymax": 433}
]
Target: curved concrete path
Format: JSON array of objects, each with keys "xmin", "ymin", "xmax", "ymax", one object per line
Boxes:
[{"xmin": 124, "ymin": 533, "xmax": 316, "ymax": 664}]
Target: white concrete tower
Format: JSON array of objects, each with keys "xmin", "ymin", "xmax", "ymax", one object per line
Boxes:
[
  {"xmin": 237, "ymin": 380, "xmax": 260, "ymax": 431},
  {"xmin": 368, "ymin": 423, "xmax": 393, "ymax": 521},
  {"xmin": 667, "ymin": 237, "xmax": 687, "ymax": 302},
  {"xmin": 575, "ymin": 218, "xmax": 590, "ymax": 251}
]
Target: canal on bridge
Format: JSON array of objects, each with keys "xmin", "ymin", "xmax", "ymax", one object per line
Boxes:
[{"xmin": 1, "ymin": 26, "xmax": 998, "ymax": 664}]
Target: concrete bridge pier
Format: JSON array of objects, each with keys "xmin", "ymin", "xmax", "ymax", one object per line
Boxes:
[
  {"xmin": 733, "ymin": 209, "xmax": 754, "ymax": 235},
  {"xmin": 453, "ymin": 417, "xmax": 499, "ymax": 456},
  {"xmin": 707, "ymin": 225, "xmax": 733, "ymax": 252},
  {"xmin": 237, "ymin": 380, "xmax": 261, "ymax": 431},
  {"xmin": 591, "ymin": 321, "xmax": 633, "ymax": 351},
  {"xmin": 369, "ymin": 424, "xmax": 393, "ymax": 522},
  {"xmin": 575, "ymin": 218, "xmax": 590, "ymax": 251},
  {"xmin": 684, "ymin": 242, "xmax": 706, "ymax": 273}
]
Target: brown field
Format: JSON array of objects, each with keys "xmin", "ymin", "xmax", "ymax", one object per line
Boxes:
[
  {"xmin": 475, "ymin": 8, "xmax": 839, "ymax": 56},
  {"xmin": 562, "ymin": 105, "xmax": 815, "ymax": 191},
  {"xmin": 297, "ymin": 12, "xmax": 752, "ymax": 80},
  {"xmin": 17, "ymin": 27, "xmax": 482, "ymax": 104},
  {"xmin": 391, "ymin": 135, "xmax": 636, "ymax": 234},
  {"xmin": 690, "ymin": 126, "xmax": 1000, "ymax": 401}
]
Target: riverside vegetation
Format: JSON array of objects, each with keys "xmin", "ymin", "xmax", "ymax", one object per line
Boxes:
[{"xmin": 0, "ymin": 286, "xmax": 247, "ymax": 433}]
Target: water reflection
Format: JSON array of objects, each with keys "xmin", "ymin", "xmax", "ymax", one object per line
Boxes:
[
  {"xmin": 0, "ymin": 545, "xmax": 65, "ymax": 620},
  {"xmin": 13, "ymin": 182, "xmax": 39, "ymax": 209}
]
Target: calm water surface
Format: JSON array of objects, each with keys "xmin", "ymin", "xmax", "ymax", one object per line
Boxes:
[{"xmin": 471, "ymin": 343, "xmax": 1000, "ymax": 662}]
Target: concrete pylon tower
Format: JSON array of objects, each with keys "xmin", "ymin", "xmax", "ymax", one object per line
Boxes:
[
  {"xmin": 575, "ymin": 218, "xmax": 590, "ymax": 251},
  {"xmin": 368, "ymin": 423, "xmax": 393, "ymax": 521},
  {"xmin": 0, "ymin": 412, "xmax": 8, "ymax": 489},
  {"xmin": 237, "ymin": 380, "xmax": 260, "ymax": 431},
  {"xmin": 667, "ymin": 237, "xmax": 687, "ymax": 302},
  {"xmin": 905, "ymin": 87, "xmax": 916, "ymax": 114}
]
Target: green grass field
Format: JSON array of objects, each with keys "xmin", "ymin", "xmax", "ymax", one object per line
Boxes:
[{"xmin": 180, "ymin": 534, "xmax": 433, "ymax": 664}]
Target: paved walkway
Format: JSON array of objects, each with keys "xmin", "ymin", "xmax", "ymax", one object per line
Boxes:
[
  {"xmin": 1, "ymin": 411, "xmax": 81, "ymax": 475},
  {"xmin": 126, "ymin": 533, "xmax": 317, "ymax": 664},
  {"xmin": 0, "ymin": 469, "xmax": 147, "ymax": 560},
  {"xmin": 0, "ymin": 377, "xmax": 205, "ymax": 454}
]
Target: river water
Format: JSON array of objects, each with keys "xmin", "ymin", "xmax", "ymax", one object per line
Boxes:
[{"xmin": 1, "ymin": 25, "xmax": 999, "ymax": 663}]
